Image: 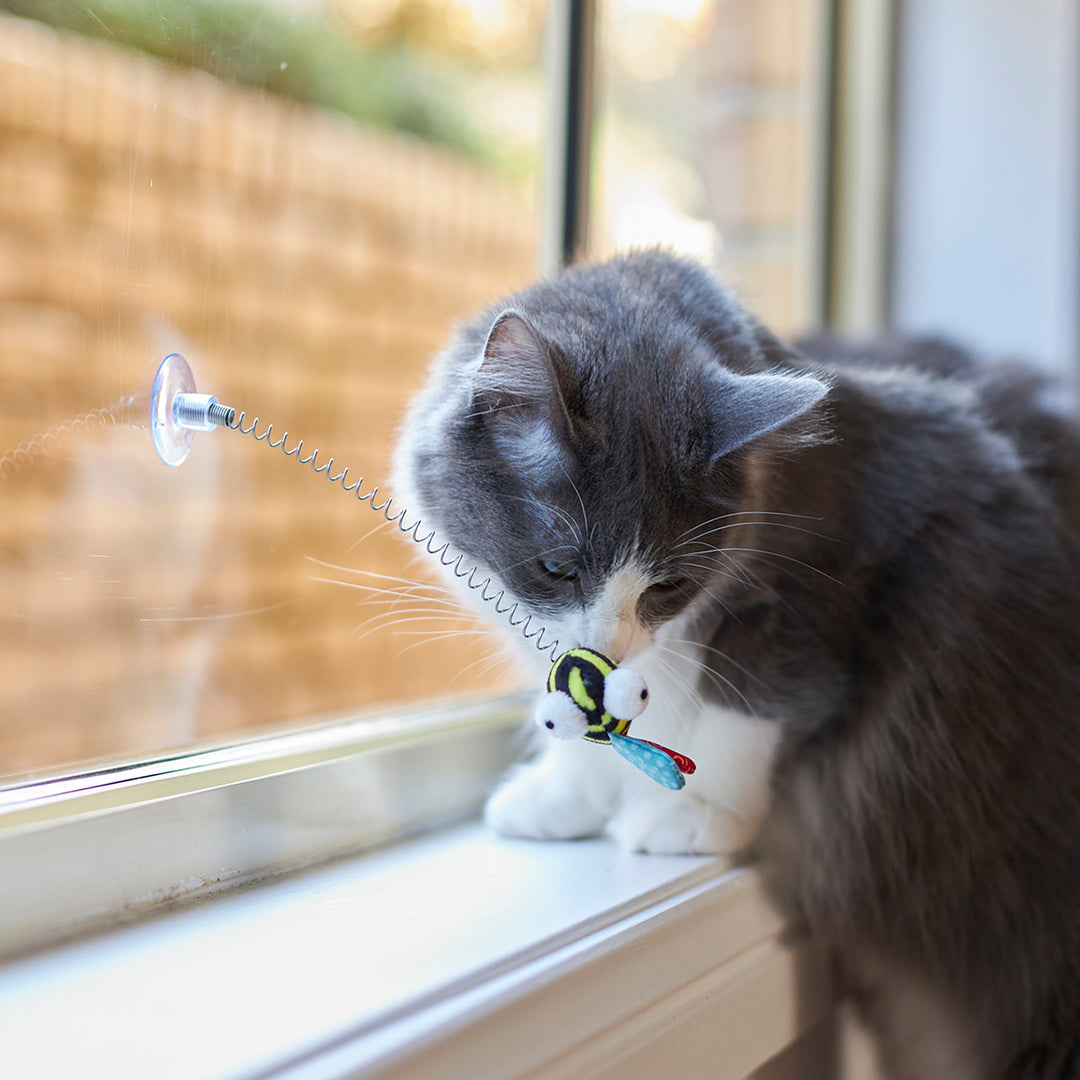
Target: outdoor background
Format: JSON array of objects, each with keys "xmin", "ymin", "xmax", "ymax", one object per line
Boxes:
[{"xmin": 0, "ymin": 0, "xmax": 823, "ymax": 778}]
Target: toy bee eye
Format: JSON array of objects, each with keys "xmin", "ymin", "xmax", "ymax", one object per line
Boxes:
[
  {"xmin": 604, "ymin": 667, "xmax": 649, "ymax": 720},
  {"xmin": 540, "ymin": 559, "xmax": 579, "ymax": 582}
]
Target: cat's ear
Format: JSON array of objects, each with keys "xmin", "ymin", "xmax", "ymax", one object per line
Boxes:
[
  {"xmin": 707, "ymin": 368, "xmax": 829, "ymax": 461},
  {"xmin": 473, "ymin": 310, "xmax": 573, "ymax": 434}
]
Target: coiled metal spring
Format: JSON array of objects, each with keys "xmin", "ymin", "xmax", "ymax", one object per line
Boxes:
[
  {"xmin": 229, "ymin": 411, "xmax": 562, "ymax": 661},
  {"xmin": 0, "ymin": 405, "xmax": 122, "ymax": 477}
]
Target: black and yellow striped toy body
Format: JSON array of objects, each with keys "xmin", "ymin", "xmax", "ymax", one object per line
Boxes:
[{"xmin": 546, "ymin": 648, "xmax": 630, "ymax": 744}]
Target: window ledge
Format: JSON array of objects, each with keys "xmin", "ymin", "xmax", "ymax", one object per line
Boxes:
[{"xmin": 0, "ymin": 822, "xmax": 836, "ymax": 1080}]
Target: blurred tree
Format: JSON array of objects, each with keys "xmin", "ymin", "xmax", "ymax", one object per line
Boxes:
[
  {"xmin": 0, "ymin": 0, "xmax": 533, "ymax": 164},
  {"xmin": 331, "ymin": 0, "xmax": 547, "ymax": 68}
]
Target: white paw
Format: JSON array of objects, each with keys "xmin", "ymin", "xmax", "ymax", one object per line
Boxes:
[
  {"xmin": 607, "ymin": 793, "xmax": 758, "ymax": 855},
  {"xmin": 484, "ymin": 763, "xmax": 611, "ymax": 841}
]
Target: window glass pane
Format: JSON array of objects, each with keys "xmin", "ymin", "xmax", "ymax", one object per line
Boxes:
[
  {"xmin": 0, "ymin": 0, "xmax": 545, "ymax": 780},
  {"xmin": 592, "ymin": 0, "xmax": 827, "ymax": 337}
]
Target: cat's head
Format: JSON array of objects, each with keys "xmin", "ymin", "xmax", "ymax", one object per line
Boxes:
[{"xmin": 395, "ymin": 252, "xmax": 829, "ymax": 667}]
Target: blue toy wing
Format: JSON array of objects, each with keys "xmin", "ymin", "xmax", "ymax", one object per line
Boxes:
[{"xmin": 609, "ymin": 732, "xmax": 686, "ymax": 791}]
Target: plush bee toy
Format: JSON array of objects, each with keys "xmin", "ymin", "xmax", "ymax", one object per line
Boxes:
[{"xmin": 536, "ymin": 648, "xmax": 697, "ymax": 790}]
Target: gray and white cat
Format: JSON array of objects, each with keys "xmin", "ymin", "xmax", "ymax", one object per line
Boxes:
[{"xmin": 394, "ymin": 250, "xmax": 1080, "ymax": 1079}]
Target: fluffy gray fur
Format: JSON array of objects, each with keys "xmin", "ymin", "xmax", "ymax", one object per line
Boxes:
[{"xmin": 395, "ymin": 250, "xmax": 1080, "ymax": 1078}]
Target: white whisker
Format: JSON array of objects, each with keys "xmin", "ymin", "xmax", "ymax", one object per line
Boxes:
[
  {"xmin": 454, "ymin": 645, "xmax": 520, "ymax": 685},
  {"xmin": 393, "ymin": 627, "xmax": 502, "ymax": 662},
  {"xmin": 305, "ymin": 558, "xmax": 454, "ymax": 594},
  {"xmin": 655, "ymin": 641, "xmax": 757, "ymax": 717},
  {"xmin": 352, "ymin": 611, "xmax": 469, "ymax": 644},
  {"xmin": 723, "ymin": 547, "xmax": 844, "ymax": 586},
  {"xmin": 501, "ymin": 493, "xmax": 583, "ymax": 545},
  {"xmin": 673, "ymin": 518, "xmax": 838, "ymax": 554},
  {"xmin": 674, "ymin": 509, "xmax": 825, "ymax": 545},
  {"xmin": 665, "ymin": 637, "xmax": 765, "ymax": 688},
  {"xmin": 309, "ymin": 577, "xmax": 463, "ymax": 614},
  {"xmin": 138, "ymin": 602, "xmax": 288, "ymax": 623},
  {"xmin": 558, "ymin": 460, "xmax": 590, "ymax": 552}
]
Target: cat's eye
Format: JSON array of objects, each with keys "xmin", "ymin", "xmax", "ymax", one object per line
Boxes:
[
  {"xmin": 649, "ymin": 576, "xmax": 689, "ymax": 594},
  {"xmin": 540, "ymin": 559, "xmax": 580, "ymax": 582}
]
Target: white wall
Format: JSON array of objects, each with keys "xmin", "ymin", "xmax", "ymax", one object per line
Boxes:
[{"xmin": 890, "ymin": 0, "xmax": 1080, "ymax": 382}]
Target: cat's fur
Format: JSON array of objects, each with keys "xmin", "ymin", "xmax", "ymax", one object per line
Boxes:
[{"xmin": 394, "ymin": 250, "xmax": 1080, "ymax": 1079}]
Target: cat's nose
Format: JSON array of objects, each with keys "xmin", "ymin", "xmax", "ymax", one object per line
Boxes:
[
  {"xmin": 585, "ymin": 616, "xmax": 642, "ymax": 667},
  {"xmin": 580, "ymin": 564, "xmax": 652, "ymax": 661}
]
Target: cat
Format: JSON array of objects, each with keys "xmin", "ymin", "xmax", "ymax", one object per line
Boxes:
[{"xmin": 393, "ymin": 249, "xmax": 1080, "ymax": 1079}]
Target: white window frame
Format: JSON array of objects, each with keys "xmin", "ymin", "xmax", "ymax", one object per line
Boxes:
[
  {"xmin": 0, "ymin": 821, "xmax": 850, "ymax": 1080},
  {"xmin": 0, "ymin": 693, "xmax": 526, "ymax": 957},
  {"xmin": 0, "ymin": 0, "xmax": 599, "ymax": 953}
]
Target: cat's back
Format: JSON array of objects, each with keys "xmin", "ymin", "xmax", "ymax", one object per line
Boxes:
[{"xmin": 796, "ymin": 331, "xmax": 1080, "ymax": 548}]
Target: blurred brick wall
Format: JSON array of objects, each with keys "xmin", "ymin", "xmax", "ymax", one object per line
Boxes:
[
  {"xmin": 0, "ymin": 14, "xmax": 536, "ymax": 777},
  {"xmin": 699, "ymin": 0, "xmax": 824, "ymax": 335}
]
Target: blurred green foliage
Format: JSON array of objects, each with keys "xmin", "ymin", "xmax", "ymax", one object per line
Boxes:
[{"xmin": 1, "ymin": 0, "xmax": 499, "ymax": 164}]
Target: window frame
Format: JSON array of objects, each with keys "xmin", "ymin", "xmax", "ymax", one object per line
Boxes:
[
  {"xmin": 0, "ymin": 822, "xmax": 844, "ymax": 1080},
  {"xmin": 0, "ymin": 0, "xmax": 596, "ymax": 958},
  {"xmin": 0, "ymin": 693, "xmax": 529, "ymax": 959}
]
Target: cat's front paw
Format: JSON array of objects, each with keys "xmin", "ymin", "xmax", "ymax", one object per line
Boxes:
[
  {"xmin": 607, "ymin": 793, "xmax": 757, "ymax": 856},
  {"xmin": 484, "ymin": 764, "xmax": 611, "ymax": 841}
]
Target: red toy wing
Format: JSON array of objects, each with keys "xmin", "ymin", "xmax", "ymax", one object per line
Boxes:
[{"xmin": 638, "ymin": 739, "xmax": 697, "ymax": 775}]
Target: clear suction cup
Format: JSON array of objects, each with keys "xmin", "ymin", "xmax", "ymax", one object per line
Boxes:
[
  {"xmin": 150, "ymin": 354, "xmax": 234, "ymax": 466},
  {"xmin": 151, "ymin": 353, "xmax": 197, "ymax": 467}
]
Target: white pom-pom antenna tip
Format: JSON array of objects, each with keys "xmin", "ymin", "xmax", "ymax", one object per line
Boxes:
[
  {"xmin": 535, "ymin": 691, "xmax": 588, "ymax": 740},
  {"xmin": 603, "ymin": 667, "xmax": 649, "ymax": 721}
]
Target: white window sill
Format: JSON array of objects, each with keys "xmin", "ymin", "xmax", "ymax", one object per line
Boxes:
[{"xmin": 0, "ymin": 821, "xmax": 840, "ymax": 1080}]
